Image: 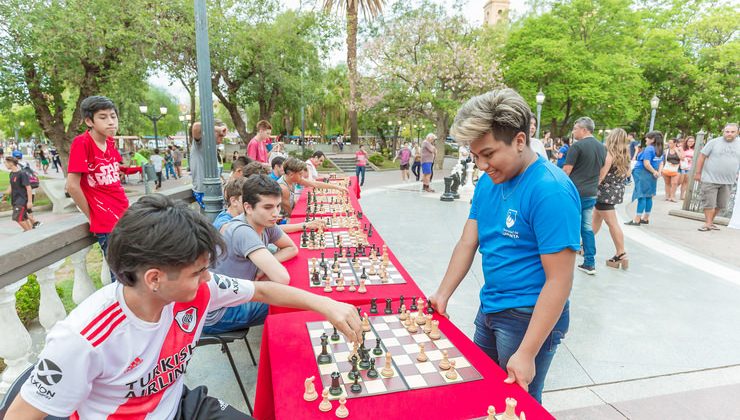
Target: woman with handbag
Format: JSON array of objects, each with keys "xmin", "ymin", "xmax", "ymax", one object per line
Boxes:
[
  {"xmin": 678, "ymin": 136, "xmax": 695, "ymax": 200},
  {"xmin": 593, "ymin": 129, "xmax": 631, "ymax": 269},
  {"xmin": 662, "ymin": 138, "xmax": 682, "ymax": 202},
  {"xmin": 625, "ymin": 131, "xmax": 664, "ymax": 225}
]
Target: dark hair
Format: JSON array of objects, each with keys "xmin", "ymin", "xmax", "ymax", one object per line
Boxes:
[
  {"xmin": 81, "ymin": 96, "xmax": 118, "ymax": 121},
  {"xmin": 645, "ymin": 131, "xmax": 664, "ymax": 157},
  {"xmin": 243, "ymin": 161, "xmax": 270, "ymax": 177},
  {"xmin": 106, "ymin": 194, "xmax": 225, "ymax": 286},
  {"xmin": 311, "ymin": 151, "xmax": 325, "ymax": 159},
  {"xmin": 4, "ymin": 156, "xmax": 19, "ymax": 165},
  {"xmin": 224, "ymin": 177, "xmax": 247, "ymax": 202},
  {"xmin": 242, "ymin": 174, "xmax": 281, "ymax": 208},
  {"xmin": 232, "ymin": 156, "xmax": 251, "ymax": 171},
  {"xmin": 283, "ymin": 157, "xmax": 307, "ymax": 174},
  {"xmin": 271, "ymin": 156, "xmax": 285, "ymax": 169},
  {"xmin": 154, "ymin": 148, "xmax": 160, "ymax": 154},
  {"xmin": 629, "ymin": 132, "xmax": 637, "ymax": 138},
  {"xmin": 562, "ymin": 137, "xmax": 571, "ymax": 145}
]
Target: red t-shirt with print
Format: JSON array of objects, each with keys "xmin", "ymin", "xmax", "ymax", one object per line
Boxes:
[{"xmin": 67, "ymin": 131, "xmax": 129, "ymax": 233}]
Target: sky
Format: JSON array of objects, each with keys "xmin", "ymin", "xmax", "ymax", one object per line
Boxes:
[{"xmin": 149, "ymin": 0, "xmax": 527, "ymax": 106}]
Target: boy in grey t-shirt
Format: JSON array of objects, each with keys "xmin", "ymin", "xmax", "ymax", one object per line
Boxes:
[{"xmin": 204, "ymin": 175, "xmax": 298, "ymax": 333}]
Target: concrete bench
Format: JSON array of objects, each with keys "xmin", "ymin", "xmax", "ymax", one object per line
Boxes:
[{"xmin": 39, "ymin": 179, "xmax": 77, "ymax": 214}]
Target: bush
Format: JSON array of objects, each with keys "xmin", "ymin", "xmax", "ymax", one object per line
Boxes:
[
  {"xmin": 368, "ymin": 153, "xmax": 385, "ymax": 166},
  {"xmin": 15, "ymin": 274, "xmax": 41, "ymax": 325},
  {"xmin": 138, "ymin": 149, "xmax": 152, "ymax": 160},
  {"xmin": 288, "ymin": 148, "xmax": 315, "ymax": 161},
  {"xmin": 445, "ymin": 144, "xmax": 457, "ymax": 156}
]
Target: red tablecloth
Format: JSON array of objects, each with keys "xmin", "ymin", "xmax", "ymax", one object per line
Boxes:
[{"xmin": 253, "ymin": 308, "xmax": 554, "ymax": 420}]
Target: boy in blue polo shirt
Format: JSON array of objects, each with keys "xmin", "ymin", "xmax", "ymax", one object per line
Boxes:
[{"xmin": 430, "ymin": 89, "xmax": 581, "ymax": 403}]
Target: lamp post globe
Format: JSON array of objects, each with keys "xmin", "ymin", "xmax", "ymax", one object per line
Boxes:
[
  {"xmin": 535, "ymin": 90, "xmax": 545, "ymax": 140},
  {"xmin": 649, "ymin": 95, "xmax": 659, "ymax": 132}
]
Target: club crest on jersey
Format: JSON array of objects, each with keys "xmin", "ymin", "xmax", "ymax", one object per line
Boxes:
[
  {"xmin": 505, "ymin": 209, "xmax": 517, "ymax": 228},
  {"xmin": 175, "ymin": 307, "xmax": 198, "ymax": 333}
]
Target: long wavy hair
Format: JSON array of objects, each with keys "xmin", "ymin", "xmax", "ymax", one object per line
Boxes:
[{"xmin": 605, "ymin": 128, "xmax": 631, "ymax": 178}]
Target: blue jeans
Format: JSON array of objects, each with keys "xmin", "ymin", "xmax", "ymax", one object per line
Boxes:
[
  {"xmin": 474, "ymin": 304, "xmax": 569, "ymax": 403},
  {"xmin": 203, "ymin": 302, "xmax": 268, "ymax": 334},
  {"xmin": 580, "ymin": 196, "xmax": 597, "ymax": 267},
  {"xmin": 165, "ymin": 162, "xmax": 176, "ymax": 179},
  {"xmin": 637, "ymin": 197, "xmax": 653, "ymax": 216},
  {"xmin": 355, "ymin": 166, "xmax": 366, "ymax": 186},
  {"xmin": 94, "ymin": 233, "xmax": 117, "ymax": 282}
]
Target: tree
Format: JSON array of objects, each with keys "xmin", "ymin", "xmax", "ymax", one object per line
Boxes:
[
  {"xmin": 361, "ymin": 1, "xmax": 499, "ymax": 167},
  {"xmin": 0, "ymin": 0, "xmax": 156, "ymax": 173},
  {"xmin": 323, "ymin": 0, "xmax": 386, "ymax": 145}
]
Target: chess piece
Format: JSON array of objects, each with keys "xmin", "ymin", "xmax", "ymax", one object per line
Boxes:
[
  {"xmin": 318, "ymin": 388, "xmax": 332, "ymax": 412},
  {"xmin": 358, "ymin": 345, "xmax": 371, "ymax": 369},
  {"xmin": 407, "ymin": 319, "xmax": 418, "ymax": 333},
  {"xmin": 348, "ymin": 279, "xmax": 356, "ymax": 292},
  {"xmin": 380, "ymin": 268, "xmax": 389, "ymax": 283},
  {"xmin": 520, "ymin": 412, "xmax": 526, "ymax": 420},
  {"xmin": 336, "ymin": 278, "xmax": 345, "ymax": 292},
  {"xmin": 366, "ymin": 358, "xmax": 379, "ymax": 378},
  {"xmin": 320, "ymin": 252, "xmax": 327, "ymax": 269},
  {"xmin": 357, "ymin": 278, "xmax": 367, "ymax": 294},
  {"xmin": 410, "ymin": 296, "xmax": 418, "ymax": 311},
  {"xmin": 445, "ymin": 360, "xmax": 458, "ymax": 380},
  {"xmin": 311, "ymin": 258, "xmax": 317, "ymax": 273},
  {"xmin": 415, "ymin": 309, "xmax": 426, "ymax": 326},
  {"xmin": 311, "ymin": 271, "xmax": 321, "ymax": 286},
  {"xmin": 373, "ymin": 338, "xmax": 383, "ymax": 355},
  {"xmin": 403, "ymin": 310, "xmax": 413, "ymax": 326},
  {"xmin": 303, "ymin": 376, "xmax": 319, "ymax": 401},
  {"xmin": 348, "ymin": 355, "xmax": 360, "ymax": 381},
  {"xmin": 380, "ymin": 351, "xmax": 394, "ymax": 378},
  {"xmin": 348, "ymin": 341, "xmax": 359, "ymax": 362},
  {"xmin": 423, "ymin": 314, "xmax": 433, "ymax": 334},
  {"xmin": 502, "ymin": 398, "xmax": 518, "ymax": 420},
  {"xmin": 329, "ymin": 372, "xmax": 343, "ymax": 396},
  {"xmin": 360, "ymin": 266, "xmax": 368, "ymax": 282},
  {"xmin": 416, "ymin": 343, "xmax": 428, "ymax": 362},
  {"xmin": 384, "ymin": 298, "xmax": 393, "ymax": 315},
  {"xmin": 429, "ymin": 320, "xmax": 441, "ymax": 340},
  {"xmin": 398, "ymin": 296, "xmax": 405, "ymax": 313},
  {"xmin": 350, "ymin": 373, "xmax": 362, "ymax": 393},
  {"xmin": 417, "ymin": 297, "xmax": 426, "ymax": 313},
  {"xmin": 486, "ymin": 405, "xmax": 496, "ymax": 420},
  {"xmin": 362, "ymin": 313, "xmax": 371, "ymax": 332},
  {"xmin": 368, "ymin": 262, "xmax": 377, "ymax": 276},
  {"xmin": 370, "ymin": 298, "xmax": 378, "ymax": 314},
  {"xmin": 317, "ymin": 334, "xmax": 332, "ymax": 364},
  {"xmin": 323, "ymin": 279, "xmax": 333, "ymax": 293},
  {"xmin": 439, "ymin": 349, "xmax": 451, "ymax": 370},
  {"xmin": 426, "ymin": 298, "xmax": 434, "ymax": 314},
  {"xmin": 335, "ymin": 396, "xmax": 349, "ymax": 418}
]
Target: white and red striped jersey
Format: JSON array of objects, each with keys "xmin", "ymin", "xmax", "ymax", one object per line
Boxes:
[{"xmin": 20, "ymin": 272, "xmax": 254, "ymax": 419}]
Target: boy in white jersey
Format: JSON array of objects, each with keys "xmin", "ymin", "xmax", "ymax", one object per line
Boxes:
[{"xmin": 6, "ymin": 194, "xmax": 363, "ymax": 420}]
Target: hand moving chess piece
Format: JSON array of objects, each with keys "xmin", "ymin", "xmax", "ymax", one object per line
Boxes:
[
  {"xmin": 438, "ymin": 349, "xmax": 451, "ymax": 370},
  {"xmin": 445, "ymin": 360, "xmax": 458, "ymax": 380},
  {"xmin": 303, "ymin": 376, "xmax": 318, "ymax": 401},
  {"xmin": 318, "ymin": 387, "xmax": 332, "ymax": 412},
  {"xmin": 380, "ymin": 351, "xmax": 394, "ymax": 378},
  {"xmin": 416, "ymin": 343, "xmax": 428, "ymax": 362},
  {"xmin": 502, "ymin": 398, "xmax": 518, "ymax": 420},
  {"xmin": 335, "ymin": 396, "xmax": 349, "ymax": 418}
]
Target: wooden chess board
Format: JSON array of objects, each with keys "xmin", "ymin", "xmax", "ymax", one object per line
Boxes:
[
  {"xmin": 306, "ymin": 203, "xmax": 350, "ymax": 215},
  {"xmin": 307, "ymin": 257, "xmax": 407, "ymax": 288},
  {"xmin": 304, "ymin": 216, "xmax": 361, "ymax": 230},
  {"xmin": 307, "ymin": 313, "xmax": 483, "ymax": 400},
  {"xmin": 299, "ymin": 230, "xmax": 365, "ymax": 249}
]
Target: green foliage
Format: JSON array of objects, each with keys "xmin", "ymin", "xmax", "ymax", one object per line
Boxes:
[
  {"xmin": 368, "ymin": 153, "xmax": 385, "ymax": 166},
  {"xmin": 444, "ymin": 144, "xmax": 457, "ymax": 156},
  {"xmin": 289, "ymin": 148, "xmax": 315, "ymax": 161},
  {"xmin": 138, "ymin": 149, "xmax": 152, "ymax": 160},
  {"xmin": 15, "ymin": 275, "xmax": 41, "ymax": 325}
]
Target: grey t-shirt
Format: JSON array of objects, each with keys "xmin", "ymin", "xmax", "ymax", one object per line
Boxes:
[
  {"xmin": 206, "ymin": 215, "xmax": 285, "ymax": 325},
  {"xmin": 190, "ymin": 139, "xmax": 204, "ymax": 192},
  {"xmin": 700, "ymin": 137, "xmax": 740, "ymax": 185},
  {"xmin": 564, "ymin": 136, "xmax": 606, "ymax": 197}
]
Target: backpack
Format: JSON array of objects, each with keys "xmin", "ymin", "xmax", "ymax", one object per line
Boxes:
[{"xmin": 21, "ymin": 165, "xmax": 40, "ymax": 188}]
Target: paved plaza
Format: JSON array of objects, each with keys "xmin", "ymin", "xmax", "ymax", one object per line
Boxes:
[{"xmin": 3, "ymin": 159, "xmax": 740, "ymax": 418}]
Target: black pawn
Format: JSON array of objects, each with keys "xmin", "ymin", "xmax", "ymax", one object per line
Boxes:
[
  {"xmin": 320, "ymin": 252, "xmax": 326, "ymax": 269},
  {"xmin": 370, "ymin": 298, "xmax": 378, "ymax": 314},
  {"xmin": 359, "ymin": 347, "xmax": 371, "ymax": 370},
  {"xmin": 360, "ymin": 267, "xmax": 367, "ymax": 281},
  {"xmin": 410, "ymin": 296, "xmax": 418, "ymax": 311},
  {"xmin": 329, "ymin": 371, "xmax": 342, "ymax": 396},
  {"xmin": 426, "ymin": 298, "xmax": 434, "ymax": 314},
  {"xmin": 311, "ymin": 271, "xmax": 320, "ymax": 286},
  {"xmin": 384, "ymin": 298, "xmax": 393, "ymax": 315},
  {"xmin": 331, "ymin": 327, "xmax": 340, "ymax": 341},
  {"xmin": 317, "ymin": 334, "xmax": 332, "ymax": 364},
  {"xmin": 350, "ymin": 374, "xmax": 362, "ymax": 393},
  {"xmin": 373, "ymin": 338, "xmax": 383, "ymax": 356},
  {"xmin": 398, "ymin": 296, "xmax": 405, "ymax": 314},
  {"xmin": 366, "ymin": 358, "xmax": 379, "ymax": 378},
  {"xmin": 348, "ymin": 355, "xmax": 360, "ymax": 380}
]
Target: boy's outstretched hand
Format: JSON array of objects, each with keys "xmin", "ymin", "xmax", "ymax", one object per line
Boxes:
[{"xmin": 321, "ymin": 299, "xmax": 363, "ymax": 343}]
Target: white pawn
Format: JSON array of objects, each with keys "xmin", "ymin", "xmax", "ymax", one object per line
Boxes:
[
  {"xmin": 486, "ymin": 405, "xmax": 496, "ymax": 420},
  {"xmin": 357, "ymin": 278, "xmax": 367, "ymax": 293},
  {"xmin": 303, "ymin": 376, "xmax": 319, "ymax": 401},
  {"xmin": 502, "ymin": 398, "xmax": 518, "ymax": 420},
  {"xmin": 323, "ymin": 279, "xmax": 333, "ymax": 293},
  {"xmin": 438, "ymin": 349, "xmax": 451, "ymax": 370},
  {"xmin": 445, "ymin": 359, "xmax": 458, "ymax": 380},
  {"xmin": 416, "ymin": 343, "xmax": 428, "ymax": 362},
  {"xmin": 429, "ymin": 319, "xmax": 441, "ymax": 340},
  {"xmin": 318, "ymin": 387, "xmax": 332, "ymax": 412},
  {"xmin": 335, "ymin": 396, "xmax": 349, "ymax": 418}
]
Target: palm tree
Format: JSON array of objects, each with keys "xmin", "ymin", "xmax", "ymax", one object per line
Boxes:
[{"xmin": 323, "ymin": 0, "xmax": 385, "ymax": 146}]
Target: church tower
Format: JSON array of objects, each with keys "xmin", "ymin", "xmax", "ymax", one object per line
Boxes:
[{"xmin": 483, "ymin": 0, "xmax": 510, "ymax": 26}]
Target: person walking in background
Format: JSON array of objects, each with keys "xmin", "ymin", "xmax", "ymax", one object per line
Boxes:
[
  {"xmin": 39, "ymin": 146, "xmax": 49, "ymax": 174},
  {"xmin": 662, "ymin": 138, "xmax": 682, "ymax": 202},
  {"xmin": 625, "ymin": 131, "xmax": 664, "ymax": 226},
  {"xmin": 393, "ymin": 142, "xmax": 412, "ymax": 182},
  {"xmin": 355, "ymin": 144, "xmax": 369, "ymax": 186},
  {"xmin": 164, "ymin": 146, "xmax": 177, "ymax": 180},
  {"xmin": 593, "ymin": 129, "xmax": 631, "ymax": 270},
  {"xmin": 678, "ymin": 136, "xmax": 695, "ymax": 200},
  {"xmin": 247, "ymin": 120, "xmax": 271, "ymax": 164},
  {"xmin": 694, "ymin": 123, "xmax": 740, "ymax": 231},
  {"xmin": 556, "ymin": 137, "xmax": 570, "ymax": 168},
  {"xmin": 411, "ymin": 142, "xmax": 422, "ymax": 181},
  {"xmin": 2, "ymin": 156, "xmax": 34, "ymax": 231},
  {"xmin": 149, "ymin": 148, "xmax": 164, "ymax": 190},
  {"xmin": 563, "ymin": 117, "xmax": 607, "ymax": 275},
  {"xmin": 421, "ymin": 133, "xmax": 437, "ymax": 192},
  {"xmin": 528, "ymin": 117, "xmax": 548, "ymax": 159},
  {"xmin": 173, "ymin": 145, "xmax": 183, "ymax": 178}
]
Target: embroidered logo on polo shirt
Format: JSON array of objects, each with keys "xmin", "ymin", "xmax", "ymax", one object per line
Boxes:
[
  {"xmin": 505, "ymin": 209, "xmax": 518, "ymax": 228},
  {"xmin": 174, "ymin": 307, "xmax": 198, "ymax": 333}
]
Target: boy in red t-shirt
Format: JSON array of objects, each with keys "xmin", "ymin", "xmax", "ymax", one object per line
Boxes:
[{"xmin": 66, "ymin": 96, "xmax": 129, "ymax": 256}]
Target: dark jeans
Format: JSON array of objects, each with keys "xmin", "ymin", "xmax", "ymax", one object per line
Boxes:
[
  {"xmin": 175, "ymin": 385, "xmax": 253, "ymax": 419},
  {"xmin": 94, "ymin": 233, "xmax": 116, "ymax": 282},
  {"xmin": 203, "ymin": 302, "xmax": 269, "ymax": 334},
  {"xmin": 165, "ymin": 162, "xmax": 176, "ymax": 179},
  {"xmin": 155, "ymin": 171, "xmax": 163, "ymax": 188},
  {"xmin": 474, "ymin": 304, "xmax": 569, "ymax": 403},
  {"xmin": 355, "ymin": 165, "xmax": 366, "ymax": 186},
  {"xmin": 411, "ymin": 161, "xmax": 421, "ymax": 180}
]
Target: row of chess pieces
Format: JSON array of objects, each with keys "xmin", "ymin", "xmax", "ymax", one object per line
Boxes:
[
  {"xmin": 305, "ymin": 211, "xmax": 364, "ymax": 230},
  {"xmin": 311, "ymin": 246, "xmax": 392, "ymax": 291},
  {"xmin": 300, "ymin": 225, "xmax": 374, "ymax": 250}
]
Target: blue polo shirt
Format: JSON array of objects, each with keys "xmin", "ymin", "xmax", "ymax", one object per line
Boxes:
[{"xmin": 469, "ymin": 156, "xmax": 581, "ymax": 314}]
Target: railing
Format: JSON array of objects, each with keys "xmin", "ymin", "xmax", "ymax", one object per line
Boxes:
[{"xmin": 0, "ymin": 186, "xmax": 195, "ymax": 395}]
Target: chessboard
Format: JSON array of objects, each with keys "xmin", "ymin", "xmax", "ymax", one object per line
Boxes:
[
  {"xmin": 307, "ymin": 310, "xmax": 483, "ymax": 400},
  {"xmin": 304, "ymin": 215, "xmax": 362, "ymax": 230},
  {"xmin": 299, "ymin": 230, "xmax": 366, "ymax": 249},
  {"xmin": 307, "ymin": 257, "xmax": 406, "ymax": 288}
]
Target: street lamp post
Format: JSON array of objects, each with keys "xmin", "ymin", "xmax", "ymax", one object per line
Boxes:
[
  {"xmin": 649, "ymin": 95, "xmax": 660, "ymax": 132},
  {"xmin": 14, "ymin": 121, "xmax": 25, "ymax": 143},
  {"xmin": 139, "ymin": 105, "xmax": 168, "ymax": 149},
  {"xmin": 535, "ymin": 90, "xmax": 545, "ymax": 139}
]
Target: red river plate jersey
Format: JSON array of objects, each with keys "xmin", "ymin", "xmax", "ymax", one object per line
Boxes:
[{"xmin": 20, "ymin": 273, "xmax": 254, "ymax": 419}]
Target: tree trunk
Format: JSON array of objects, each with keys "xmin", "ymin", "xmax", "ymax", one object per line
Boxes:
[
  {"xmin": 346, "ymin": 2, "xmax": 359, "ymax": 145},
  {"xmin": 212, "ymin": 87, "xmax": 248, "ymax": 143},
  {"xmin": 434, "ymin": 109, "xmax": 449, "ymax": 170}
]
